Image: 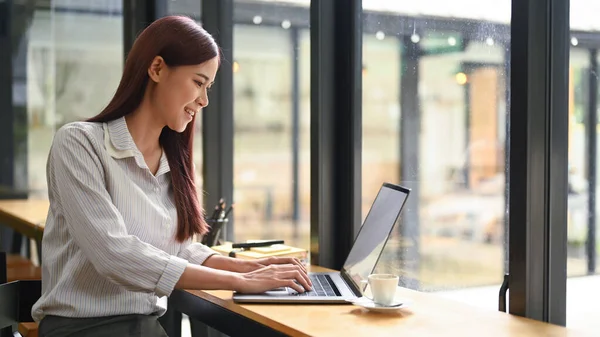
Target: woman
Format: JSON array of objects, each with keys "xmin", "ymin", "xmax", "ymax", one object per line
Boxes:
[{"xmin": 32, "ymin": 15, "xmax": 311, "ymax": 336}]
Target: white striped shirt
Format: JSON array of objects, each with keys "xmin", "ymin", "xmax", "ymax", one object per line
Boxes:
[{"xmin": 32, "ymin": 117, "xmax": 216, "ymax": 322}]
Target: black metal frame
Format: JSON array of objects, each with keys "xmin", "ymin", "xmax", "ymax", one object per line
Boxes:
[
  {"xmin": 586, "ymin": 49, "xmax": 598, "ymax": 275},
  {"xmin": 0, "ymin": 0, "xmax": 14, "ymax": 194},
  {"xmin": 123, "ymin": 0, "xmax": 167, "ymax": 58},
  {"xmin": 0, "ymin": 0, "xmax": 33, "ymax": 255},
  {"xmin": 509, "ymin": 0, "xmax": 569, "ymax": 325},
  {"xmin": 310, "ymin": 0, "xmax": 362, "ymax": 269},
  {"xmin": 0, "ymin": 0, "xmax": 31, "ymax": 198},
  {"xmin": 195, "ymin": 2, "xmax": 234, "ymax": 336},
  {"xmin": 201, "ymin": 0, "xmax": 235, "ymax": 242}
]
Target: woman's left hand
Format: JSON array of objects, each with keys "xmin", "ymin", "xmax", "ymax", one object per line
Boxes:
[
  {"xmin": 255, "ymin": 257, "xmax": 307, "ymax": 272},
  {"xmin": 244, "ymin": 257, "xmax": 310, "ymax": 285}
]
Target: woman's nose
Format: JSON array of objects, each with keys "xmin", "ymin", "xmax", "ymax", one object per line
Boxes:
[{"xmin": 196, "ymin": 96, "xmax": 208, "ymax": 108}]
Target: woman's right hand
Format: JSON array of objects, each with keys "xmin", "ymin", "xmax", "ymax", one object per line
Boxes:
[{"xmin": 235, "ymin": 264, "xmax": 312, "ymax": 294}]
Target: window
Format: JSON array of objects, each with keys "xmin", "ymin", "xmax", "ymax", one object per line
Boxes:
[
  {"xmin": 232, "ymin": 1, "xmax": 311, "ymax": 251},
  {"xmin": 26, "ymin": 1, "xmax": 123, "ymax": 198},
  {"xmin": 169, "ymin": 0, "xmax": 201, "ymax": 19},
  {"xmin": 363, "ymin": 1, "xmax": 511, "ymax": 307},
  {"xmin": 567, "ymin": 48, "xmax": 592, "ymax": 277},
  {"xmin": 567, "ymin": 1, "xmax": 600, "ymax": 331}
]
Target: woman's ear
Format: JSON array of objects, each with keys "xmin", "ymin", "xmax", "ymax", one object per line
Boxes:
[{"xmin": 148, "ymin": 56, "xmax": 166, "ymax": 83}]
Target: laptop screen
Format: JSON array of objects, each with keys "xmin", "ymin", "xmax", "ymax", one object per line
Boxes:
[{"xmin": 341, "ymin": 183, "xmax": 409, "ymax": 292}]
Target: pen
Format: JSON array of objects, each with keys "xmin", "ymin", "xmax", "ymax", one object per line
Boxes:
[
  {"xmin": 210, "ymin": 205, "xmax": 220, "ymax": 220},
  {"xmin": 218, "ymin": 199, "xmax": 226, "ymax": 220},
  {"xmin": 223, "ymin": 204, "xmax": 234, "ymax": 219},
  {"xmin": 232, "ymin": 240, "xmax": 284, "ymax": 249}
]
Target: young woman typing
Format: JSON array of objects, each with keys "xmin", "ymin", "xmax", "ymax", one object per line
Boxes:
[{"xmin": 32, "ymin": 16, "xmax": 311, "ymax": 337}]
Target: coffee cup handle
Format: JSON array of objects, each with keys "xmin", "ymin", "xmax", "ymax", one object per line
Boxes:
[{"xmin": 360, "ymin": 280, "xmax": 374, "ymax": 301}]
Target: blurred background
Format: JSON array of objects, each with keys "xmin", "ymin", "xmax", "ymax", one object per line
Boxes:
[{"xmin": 3, "ymin": 0, "xmax": 599, "ymax": 333}]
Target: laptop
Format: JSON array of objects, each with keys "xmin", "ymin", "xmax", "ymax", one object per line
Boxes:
[{"xmin": 232, "ymin": 182, "xmax": 410, "ymax": 303}]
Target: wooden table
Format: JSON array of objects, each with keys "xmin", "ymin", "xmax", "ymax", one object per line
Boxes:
[
  {"xmin": 169, "ymin": 266, "xmax": 592, "ymax": 337},
  {"xmin": 0, "ymin": 199, "xmax": 48, "ymax": 242},
  {"xmin": 0, "ymin": 201, "xmax": 593, "ymax": 336}
]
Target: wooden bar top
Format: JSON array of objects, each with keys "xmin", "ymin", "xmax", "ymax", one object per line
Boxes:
[
  {"xmin": 182, "ymin": 266, "xmax": 592, "ymax": 337},
  {"xmin": 0, "ymin": 199, "xmax": 593, "ymax": 336},
  {"xmin": 0, "ymin": 199, "xmax": 48, "ymax": 241}
]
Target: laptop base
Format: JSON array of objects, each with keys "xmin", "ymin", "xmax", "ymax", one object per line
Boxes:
[{"xmin": 232, "ymin": 272, "xmax": 358, "ymax": 304}]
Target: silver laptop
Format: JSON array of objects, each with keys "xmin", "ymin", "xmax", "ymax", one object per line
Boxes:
[{"xmin": 232, "ymin": 182, "xmax": 410, "ymax": 303}]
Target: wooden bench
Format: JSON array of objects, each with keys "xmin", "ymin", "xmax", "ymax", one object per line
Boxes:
[
  {"xmin": 17, "ymin": 323, "xmax": 38, "ymax": 337},
  {"xmin": 6, "ymin": 254, "xmax": 35, "ymax": 267},
  {"xmin": 6, "ymin": 254, "xmax": 41, "ymax": 283},
  {"xmin": 8, "ymin": 264, "xmax": 42, "ymax": 283}
]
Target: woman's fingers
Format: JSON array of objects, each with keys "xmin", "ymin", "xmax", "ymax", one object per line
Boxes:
[
  {"xmin": 270, "ymin": 264, "xmax": 312, "ymax": 289},
  {"xmin": 241, "ymin": 264, "xmax": 313, "ymax": 293},
  {"xmin": 292, "ymin": 258, "xmax": 308, "ymax": 273},
  {"xmin": 270, "ymin": 263, "xmax": 299, "ymax": 271},
  {"xmin": 285, "ymin": 257, "xmax": 307, "ymax": 272},
  {"xmin": 296, "ymin": 269, "xmax": 312, "ymax": 290},
  {"xmin": 277, "ymin": 270, "xmax": 312, "ymax": 292},
  {"xmin": 266, "ymin": 257, "xmax": 308, "ymax": 274},
  {"xmin": 283, "ymin": 279, "xmax": 305, "ymax": 294}
]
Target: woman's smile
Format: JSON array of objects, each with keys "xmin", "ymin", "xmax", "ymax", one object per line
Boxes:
[{"xmin": 184, "ymin": 106, "xmax": 196, "ymax": 118}]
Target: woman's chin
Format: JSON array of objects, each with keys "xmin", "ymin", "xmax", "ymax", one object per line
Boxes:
[{"xmin": 167, "ymin": 121, "xmax": 191, "ymax": 133}]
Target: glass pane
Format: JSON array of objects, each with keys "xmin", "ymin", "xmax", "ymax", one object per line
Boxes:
[
  {"xmin": 1, "ymin": 1, "xmax": 32, "ymax": 197},
  {"xmin": 28, "ymin": 1, "xmax": 123, "ymax": 198},
  {"xmin": 232, "ymin": 1, "xmax": 310, "ymax": 251},
  {"xmin": 363, "ymin": 0, "xmax": 510, "ymax": 309},
  {"xmin": 567, "ymin": 1, "xmax": 599, "ymax": 332},
  {"xmin": 168, "ymin": 0, "xmax": 201, "ymax": 19},
  {"xmin": 567, "ymin": 48, "xmax": 590, "ymax": 278}
]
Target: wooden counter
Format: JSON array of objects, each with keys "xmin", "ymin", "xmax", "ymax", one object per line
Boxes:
[
  {"xmin": 0, "ymin": 199, "xmax": 48, "ymax": 241},
  {"xmin": 170, "ymin": 266, "xmax": 591, "ymax": 337}
]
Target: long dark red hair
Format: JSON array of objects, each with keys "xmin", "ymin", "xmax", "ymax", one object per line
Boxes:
[{"xmin": 88, "ymin": 16, "xmax": 219, "ymax": 242}]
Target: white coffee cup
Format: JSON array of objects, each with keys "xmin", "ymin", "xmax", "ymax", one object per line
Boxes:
[{"xmin": 363, "ymin": 274, "xmax": 399, "ymax": 306}]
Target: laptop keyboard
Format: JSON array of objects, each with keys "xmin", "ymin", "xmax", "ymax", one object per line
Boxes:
[{"xmin": 294, "ymin": 274, "xmax": 340, "ymax": 297}]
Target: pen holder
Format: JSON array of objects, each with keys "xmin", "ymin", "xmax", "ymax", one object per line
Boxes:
[{"xmin": 201, "ymin": 218, "xmax": 229, "ymax": 247}]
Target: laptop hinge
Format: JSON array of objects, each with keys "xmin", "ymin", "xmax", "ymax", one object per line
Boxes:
[{"xmin": 340, "ymin": 269, "xmax": 363, "ymax": 297}]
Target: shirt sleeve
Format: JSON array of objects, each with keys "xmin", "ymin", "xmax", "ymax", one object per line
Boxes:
[
  {"xmin": 178, "ymin": 239, "xmax": 219, "ymax": 266},
  {"xmin": 47, "ymin": 124, "xmax": 188, "ymax": 297}
]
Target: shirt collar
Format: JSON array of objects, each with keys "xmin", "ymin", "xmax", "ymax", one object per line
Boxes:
[{"xmin": 103, "ymin": 116, "xmax": 170, "ymax": 176}]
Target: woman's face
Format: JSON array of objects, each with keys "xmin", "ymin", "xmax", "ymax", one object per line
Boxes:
[{"xmin": 148, "ymin": 56, "xmax": 219, "ymax": 133}]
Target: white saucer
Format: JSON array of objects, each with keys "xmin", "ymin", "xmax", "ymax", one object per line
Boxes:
[{"xmin": 346, "ymin": 297, "xmax": 409, "ymax": 313}]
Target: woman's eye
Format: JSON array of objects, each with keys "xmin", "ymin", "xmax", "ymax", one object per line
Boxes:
[{"xmin": 194, "ymin": 80, "xmax": 204, "ymax": 87}]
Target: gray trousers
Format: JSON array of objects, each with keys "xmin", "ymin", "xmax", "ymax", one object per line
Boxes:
[{"xmin": 39, "ymin": 314, "xmax": 169, "ymax": 337}]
